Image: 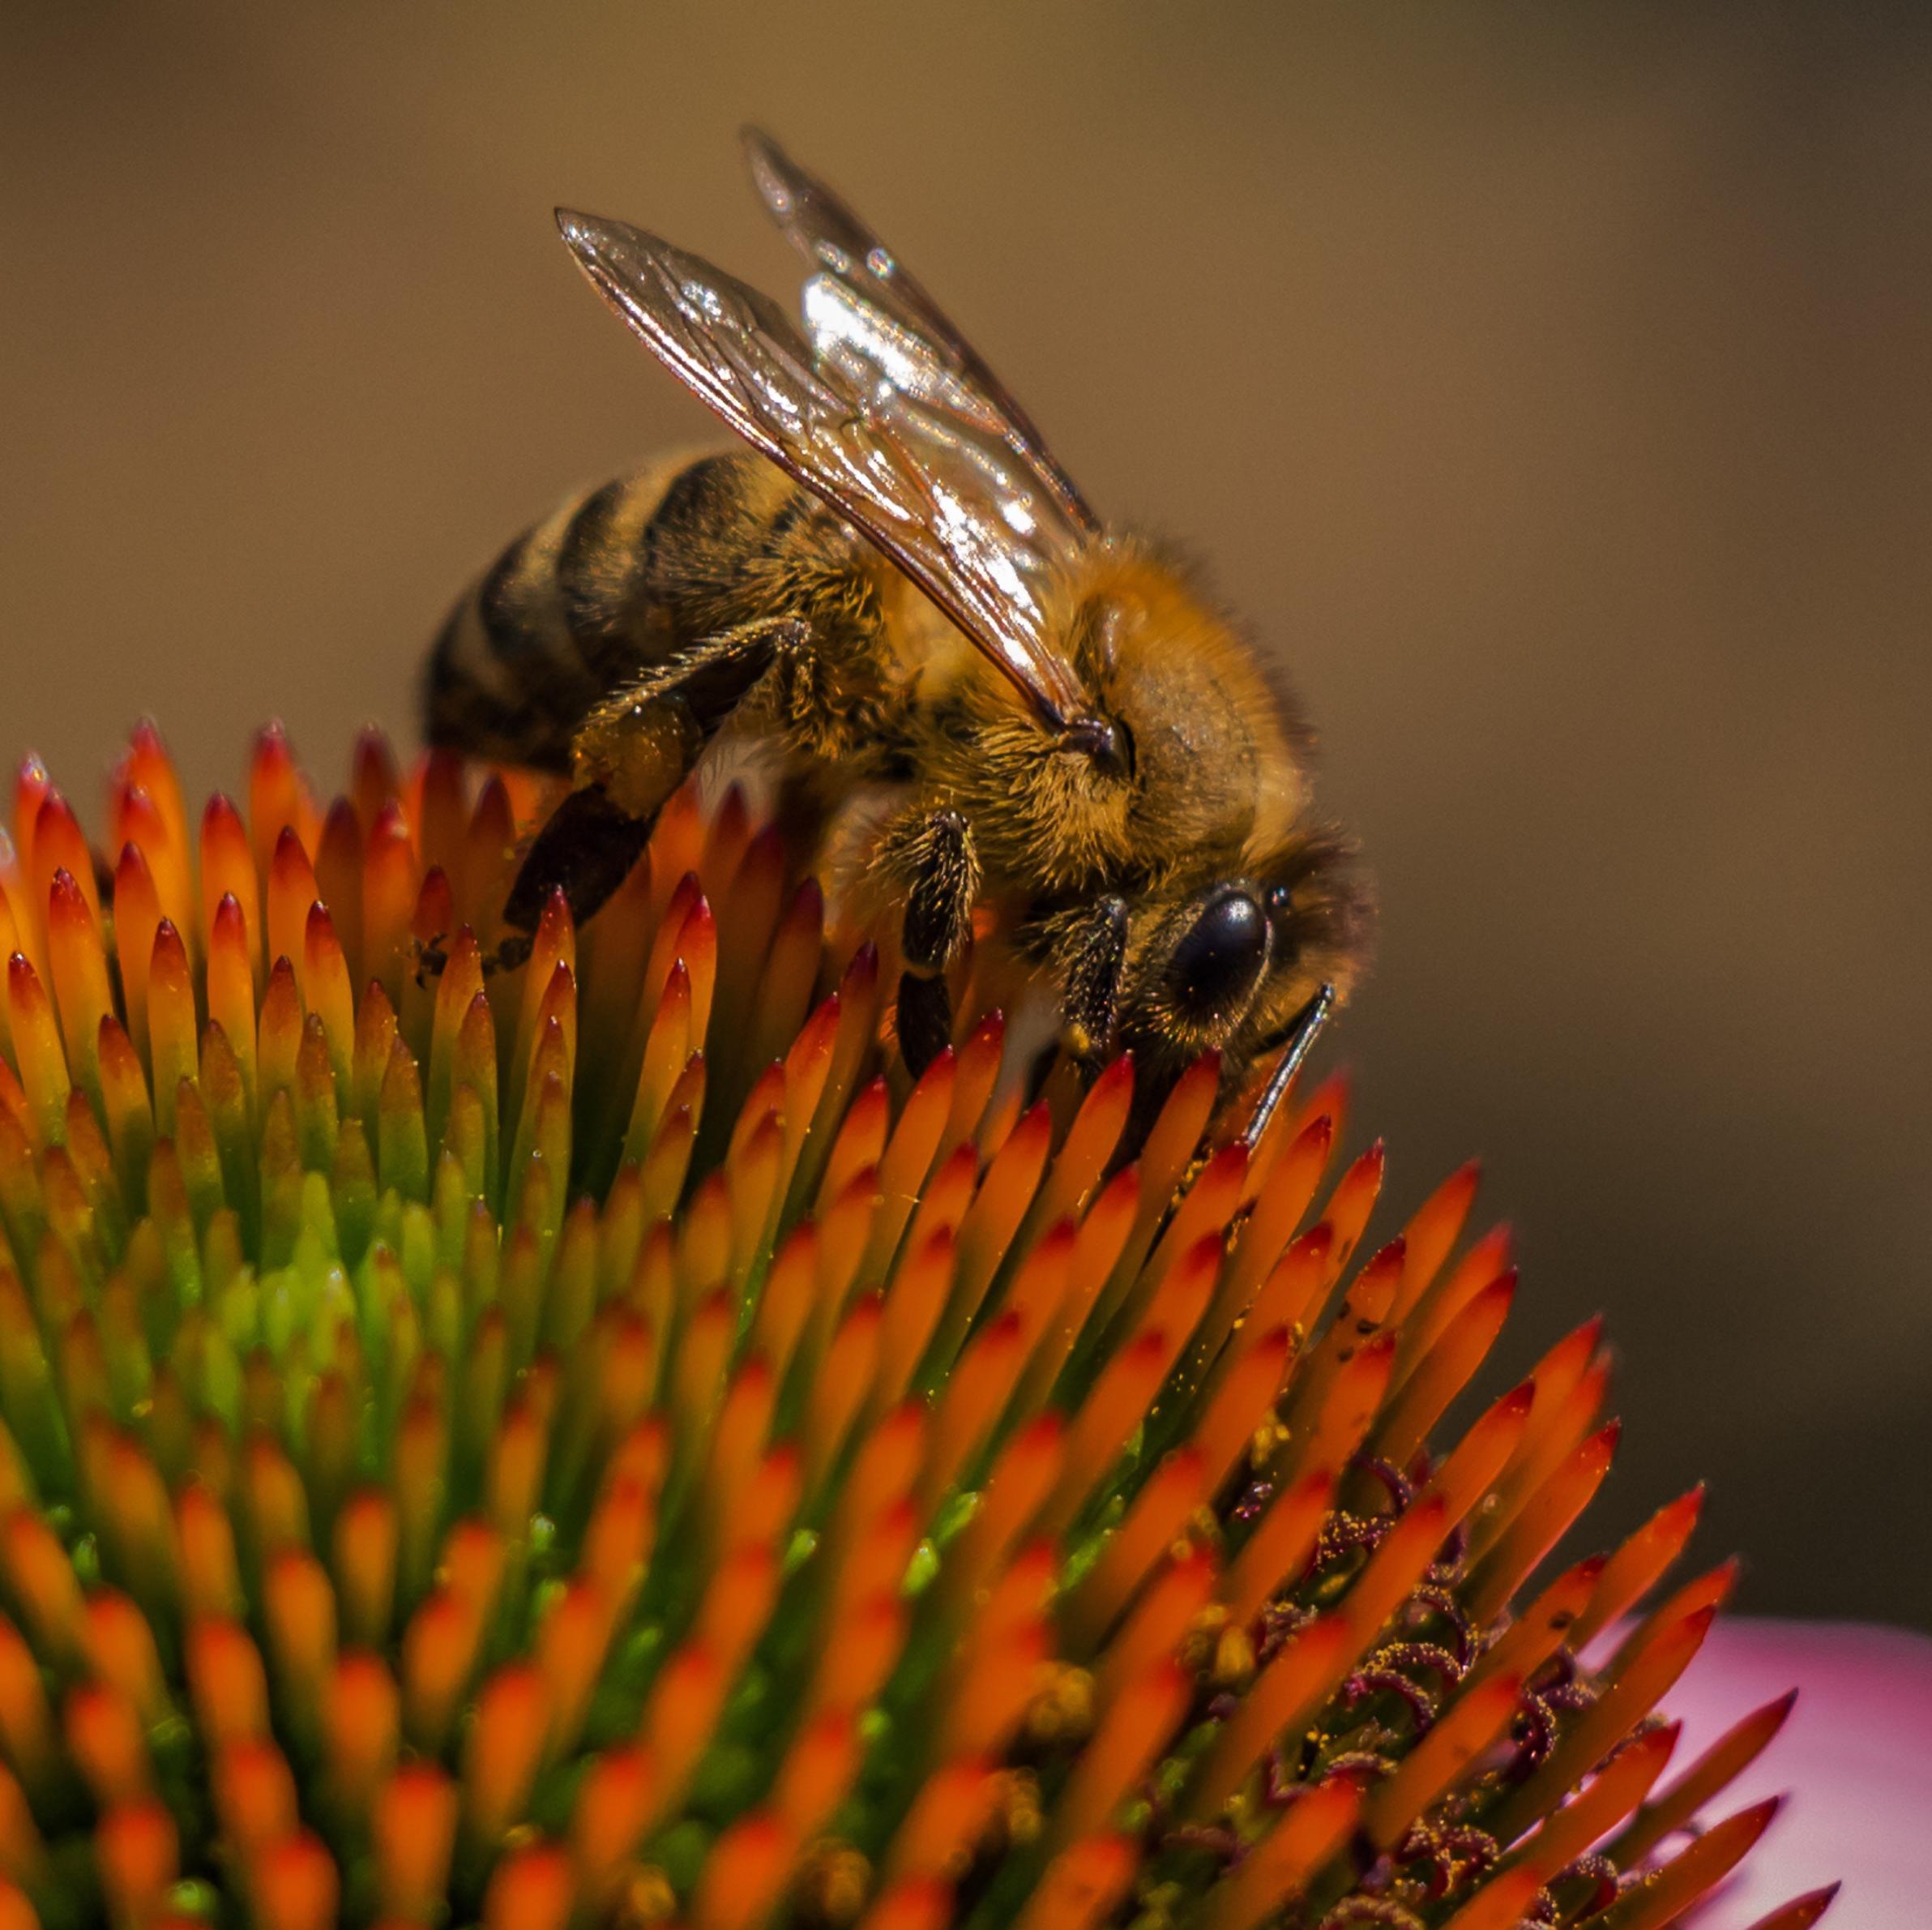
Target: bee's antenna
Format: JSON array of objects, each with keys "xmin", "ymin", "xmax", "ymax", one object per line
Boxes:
[{"xmin": 1242, "ymin": 983, "xmax": 1336, "ymax": 1147}]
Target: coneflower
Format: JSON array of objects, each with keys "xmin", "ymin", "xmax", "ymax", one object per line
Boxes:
[{"xmin": 0, "ymin": 724, "xmax": 1832, "ymax": 1930}]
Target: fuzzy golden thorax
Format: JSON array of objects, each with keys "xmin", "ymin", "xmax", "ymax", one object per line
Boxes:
[
  {"xmin": 899, "ymin": 545, "xmax": 1302, "ymax": 893},
  {"xmin": 868, "ymin": 540, "xmax": 1370, "ymax": 1082}
]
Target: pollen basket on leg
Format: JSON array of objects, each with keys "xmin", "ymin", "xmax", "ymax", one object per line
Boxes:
[{"xmin": 0, "ymin": 726, "xmax": 1813, "ymax": 1930}]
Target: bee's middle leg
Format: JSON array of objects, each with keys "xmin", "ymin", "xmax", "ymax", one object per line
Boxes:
[{"xmin": 893, "ymin": 808, "xmax": 981, "ymax": 1076}]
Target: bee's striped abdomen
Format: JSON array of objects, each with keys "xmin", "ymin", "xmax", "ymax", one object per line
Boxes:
[
  {"xmin": 422, "ymin": 451, "xmax": 848, "ymax": 775},
  {"xmin": 422, "ymin": 460, "xmax": 700, "ymax": 772},
  {"xmin": 555, "ymin": 477, "xmax": 664, "ymax": 674}
]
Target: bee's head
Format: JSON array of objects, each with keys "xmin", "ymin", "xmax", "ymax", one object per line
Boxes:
[{"xmin": 1113, "ymin": 828, "xmax": 1371, "ymax": 1106}]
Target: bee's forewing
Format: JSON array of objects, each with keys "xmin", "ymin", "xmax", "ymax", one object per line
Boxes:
[
  {"xmin": 742, "ymin": 126, "xmax": 1100, "ymax": 540},
  {"xmin": 556, "ymin": 208, "xmax": 1095, "ymax": 730}
]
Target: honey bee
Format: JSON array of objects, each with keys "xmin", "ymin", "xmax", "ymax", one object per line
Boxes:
[{"xmin": 424, "ymin": 131, "xmax": 1368, "ymax": 1132}]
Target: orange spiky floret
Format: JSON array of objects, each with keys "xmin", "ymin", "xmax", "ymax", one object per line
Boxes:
[{"xmin": 0, "ymin": 725, "xmax": 1827, "ymax": 1930}]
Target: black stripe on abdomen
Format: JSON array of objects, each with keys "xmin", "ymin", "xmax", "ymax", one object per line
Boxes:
[{"xmin": 556, "ymin": 478, "xmax": 649, "ymax": 683}]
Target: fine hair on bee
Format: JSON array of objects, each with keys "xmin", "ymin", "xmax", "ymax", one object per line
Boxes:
[{"xmin": 422, "ymin": 129, "xmax": 1370, "ymax": 1134}]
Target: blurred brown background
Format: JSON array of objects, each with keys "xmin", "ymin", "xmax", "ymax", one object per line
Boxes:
[{"xmin": 1, "ymin": 2, "xmax": 1926, "ymax": 1624}]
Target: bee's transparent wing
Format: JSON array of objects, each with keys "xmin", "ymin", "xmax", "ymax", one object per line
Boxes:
[
  {"xmin": 557, "ymin": 208, "xmax": 1094, "ymax": 729},
  {"xmin": 742, "ymin": 127, "xmax": 1101, "ymax": 541}
]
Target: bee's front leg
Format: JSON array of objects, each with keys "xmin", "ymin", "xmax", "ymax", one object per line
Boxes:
[
  {"xmin": 1056, "ymin": 895, "xmax": 1130, "ymax": 1063},
  {"xmin": 894, "ymin": 808, "xmax": 981, "ymax": 1076}
]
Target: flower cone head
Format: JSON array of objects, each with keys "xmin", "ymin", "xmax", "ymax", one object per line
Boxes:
[{"xmin": 0, "ymin": 725, "xmax": 1824, "ymax": 1930}]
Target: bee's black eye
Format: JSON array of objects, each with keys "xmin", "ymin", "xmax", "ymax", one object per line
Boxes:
[{"xmin": 1169, "ymin": 888, "xmax": 1268, "ymax": 1015}]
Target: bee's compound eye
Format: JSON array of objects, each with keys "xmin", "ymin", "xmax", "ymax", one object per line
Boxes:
[{"xmin": 1169, "ymin": 888, "xmax": 1268, "ymax": 1016}]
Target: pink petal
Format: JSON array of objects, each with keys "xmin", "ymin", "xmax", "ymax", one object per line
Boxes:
[{"xmin": 1664, "ymin": 1619, "xmax": 1932, "ymax": 1928}]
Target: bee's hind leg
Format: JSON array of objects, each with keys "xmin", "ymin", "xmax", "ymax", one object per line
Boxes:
[
  {"xmin": 489, "ymin": 783, "xmax": 656, "ymax": 974},
  {"xmin": 893, "ymin": 808, "xmax": 981, "ymax": 1076},
  {"xmin": 487, "ymin": 616, "xmax": 810, "ymax": 974}
]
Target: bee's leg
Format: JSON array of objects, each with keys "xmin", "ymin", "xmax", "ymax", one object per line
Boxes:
[
  {"xmin": 488, "ymin": 783, "xmax": 657, "ymax": 973},
  {"xmin": 485, "ymin": 617, "xmax": 807, "ymax": 974},
  {"xmin": 894, "ymin": 808, "xmax": 981, "ymax": 1076},
  {"xmin": 1056, "ymin": 895, "xmax": 1129, "ymax": 1063}
]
